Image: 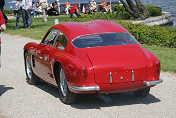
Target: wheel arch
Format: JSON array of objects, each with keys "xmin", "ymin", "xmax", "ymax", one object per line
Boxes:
[
  {"xmin": 24, "ymin": 49, "xmax": 28, "ymax": 57},
  {"xmin": 53, "ymin": 61, "xmax": 62, "ymax": 86}
]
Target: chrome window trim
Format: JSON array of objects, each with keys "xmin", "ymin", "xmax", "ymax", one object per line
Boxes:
[{"xmin": 40, "ymin": 28, "xmax": 69, "ymax": 51}]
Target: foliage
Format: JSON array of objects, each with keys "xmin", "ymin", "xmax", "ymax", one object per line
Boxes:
[
  {"xmin": 112, "ymin": 5, "xmax": 133, "ymax": 19},
  {"xmin": 145, "ymin": 5, "xmax": 162, "ymax": 16},
  {"xmin": 117, "ymin": 21, "xmax": 176, "ymax": 48},
  {"xmin": 3, "ymin": 9, "xmax": 12, "ymax": 15},
  {"xmin": 112, "ymin": 5, "xmax": 162, "ymax": 18},
  {"xmin": 66, "ymin": 16, "xmax": 176, "ymax": 48}
]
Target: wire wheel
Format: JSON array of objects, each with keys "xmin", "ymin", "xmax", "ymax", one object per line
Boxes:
[
  {"xmin": 60, "ymin": 68, "xmax": 67, "ymax": 97},
  {"xmin": 25, "ymin": 54, "xmax": 32, "ymax": 80}
]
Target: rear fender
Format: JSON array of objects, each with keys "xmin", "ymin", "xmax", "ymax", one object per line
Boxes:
[
  {"xmin": 143, "ymin": 48, "xmax": 160, "ymax": 81},
  {"xmin": 53, "ymin": 53, "xmax": 95, "ymax": 88}
]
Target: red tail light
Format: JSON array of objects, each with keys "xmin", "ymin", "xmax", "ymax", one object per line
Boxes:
[
  {"xmin": 82, "ymin": 68, "xmax": 87, "ymax": 78},
  {"xmin": 155, "ymin": 62, "xmax": 160, "ymax": 72}
]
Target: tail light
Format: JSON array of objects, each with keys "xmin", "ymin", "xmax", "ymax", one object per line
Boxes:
[
  {"xmin": 82, "ymin": 68, "xmax": 87, "ymax": 78},
  {"xmin": 155, "ymin": 62, "xmax": 160, "ymax": 72}
]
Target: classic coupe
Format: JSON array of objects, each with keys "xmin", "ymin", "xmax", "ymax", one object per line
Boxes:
[{"xmin": 24, "ymin": 20, "xmax": 163, "ymax": 104}]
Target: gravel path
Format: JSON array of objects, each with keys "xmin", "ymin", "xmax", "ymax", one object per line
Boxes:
[{"xmin": 0, "ymin": 33, "xmax": 176, "ymax": 118}]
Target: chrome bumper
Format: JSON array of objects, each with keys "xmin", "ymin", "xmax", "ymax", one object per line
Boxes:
[
  {"xmin": 69, "ymin": 85, "xmax": 100, "ymax": 92},
  {"xmin": 143, "ymin": 79, "xmax": 163, "ymax": 86}
]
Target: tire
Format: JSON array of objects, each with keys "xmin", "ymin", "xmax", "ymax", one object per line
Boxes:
[
  {"xmin": 24, "ymin": 51, "xmax": 39, "ymax": 85},
  {"xmin": 58, "ymin": 66, "xmax": 77, "ymax": 104},
  {"xmin": 134, "ymin": 88, "xmax": 150, "ymax": 97}
]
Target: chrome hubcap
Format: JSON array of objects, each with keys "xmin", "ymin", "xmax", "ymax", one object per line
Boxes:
[
  {"xmin": 26, "ymin": 55, "xmax": 32, "ymax": 79},
  {"xmin": 60, "ymin": 68, "xmax": 67, "ymax": 97}
]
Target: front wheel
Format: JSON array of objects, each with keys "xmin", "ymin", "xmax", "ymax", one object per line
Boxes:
[
  {"xmin": 24, "ymin": 51, "xmax": 39, "ymax": 85},
  {"xmin": 134, "ymin": 88, "xmax": 150, "ymax": 97},
  {"xmin": 58, "ymin": 66, "xmax": 77, "ymax": 104}
]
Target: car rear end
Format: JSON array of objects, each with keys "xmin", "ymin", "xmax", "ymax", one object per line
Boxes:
[{"xmin": 68, "ymin": 32, "xmax": 162, "ymax": 94}]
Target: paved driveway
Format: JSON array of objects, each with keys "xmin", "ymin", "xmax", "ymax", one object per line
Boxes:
[{"xmin": 0, "ymin": 33, "xmax": 176, "ymax": 118}]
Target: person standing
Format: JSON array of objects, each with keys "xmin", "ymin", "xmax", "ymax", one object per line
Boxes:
[
  {"xmin": 55, "ymin": 0, "xmax": 61, "ymax": 15},
  {"xmin": 0, "ymin": 10, "xmax": 6, "ymax": 31},
  {"xmin": 40, "ymin": 0, "xmax": 48, "ymax": 22},
  {"xmin": 65, "ymin": 1, "xmax": 70, "ymax": 15},
  {"xmin": 0, "ymin": 0, "xmax": 5, "ymax": 12},
  {"xmin": 0, "ymin": 10, "xmax": 6, "ymax": 68},
  {"xmin": 25, "ymin": 0, "xmax": 32, "ymax": 28},
  {"xmin": 0, "ymin": 0, "xmax": 8, "ymax": 23},
  {"xmin": 16, "ymin": 0, "xmax": 27, "ymax": 29}
]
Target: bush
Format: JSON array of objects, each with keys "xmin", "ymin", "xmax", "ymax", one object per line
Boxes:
[
  {"xmin": 145, "ymin": 5, "xmax": 162, "ymax": 16},
  {"xmin": 117, "ymin": 21, "xmax": 176, "ymax": 48},
  {"xmin": 112, "ymin": 5, "xmax": 162, "ymax": 17},
  {"xmin": 112, "ymin": 5, "xmax": 132, "ymax": 19},
  {"xmin": 66, "ymin": 17, "xmax": 176, "ymax": 48},
  {"xmin": 3, "ymin": 9, "xmax": 12, "ymax": 14}
]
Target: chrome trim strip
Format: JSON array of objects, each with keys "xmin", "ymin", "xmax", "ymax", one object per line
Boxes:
[
  {"xmin": 132, "ymin": 70, "xmax": 134, "ymax": 82},
  {"xmin": 68, "ymin": 85, "xmax": 100, "ymax": 92},
  {"xmin": 143, "ymin": 79, "xmax": 163, "ymax": 86},
  {"xmin": 109, "ymin": 72, "xmax": 112, "ymax": 84}
]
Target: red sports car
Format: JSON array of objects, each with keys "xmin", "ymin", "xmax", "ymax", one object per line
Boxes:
[{"xmin": 24, "ymin": 20, "xmax": 163, "ymax": 104}]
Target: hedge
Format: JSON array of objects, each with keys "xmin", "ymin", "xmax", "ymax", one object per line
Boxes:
[
  {"xmin": 112, "ymin": 5, "xmax": 162, "ymax": 19},
  {"xmin": 145, "ymin": 5, "xmax": 162, "ymax": 16},
  {"xmin": 66, "ymin": 17, "xmax": 176, "ymax": 48},
  {"xmin": 118, "ymin": 21, "xmax": 176, "ymax": 48}
]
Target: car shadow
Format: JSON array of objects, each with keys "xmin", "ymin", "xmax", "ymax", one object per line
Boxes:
[
  {"xmin": 34, "ymin": 81, "xmax": 60, "ymax": 98},
  {"xmin": 34, "ymin": 81, "xmax": 161, "ymax": 109},
  {"xmin": 0, "ymin": 85, "xmax": 14, "ymax": 97},
  {"xmin": 71, "ymin": 92, "xmax": 161, "ymax": 109}
]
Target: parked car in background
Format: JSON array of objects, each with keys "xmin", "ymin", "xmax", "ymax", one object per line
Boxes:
[{"xmin": 24, "ymin": 20, "xmax": 163, "ymax": 104}]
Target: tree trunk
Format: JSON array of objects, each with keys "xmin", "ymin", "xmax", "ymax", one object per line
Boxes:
[{"xmin": 120, "ymin": 0, "xmax": 149, "ymax": 20}]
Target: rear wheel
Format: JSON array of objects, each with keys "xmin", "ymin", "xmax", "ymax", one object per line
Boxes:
[
  {"xmin": 58, "ymin": 66, "xmax": 77, "ymax": 104},
  {"xmin": 134, "ymin": 88, "xmax": 150, "ymax": 97},
  {"xmin": 24, "ymin": 51, "xmax": 39, "ymax": 85}
]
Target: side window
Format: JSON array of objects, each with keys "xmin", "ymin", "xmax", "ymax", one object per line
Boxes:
[
  {"xmin": 42, "ymin": 29, "xmax": 60, "ymax": 46},
  {"xmin": 54, "ymin": 31, "xmax": 68, "ymax": 50}
]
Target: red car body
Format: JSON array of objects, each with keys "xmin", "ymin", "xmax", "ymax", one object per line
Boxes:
[{"xmin": 24, "ymin": 20, "xmax": 162, "ymax": 103}]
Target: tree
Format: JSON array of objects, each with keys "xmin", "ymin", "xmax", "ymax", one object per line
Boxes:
[{"xmin": 120, "ymin": 0, "xmax": 149, "ymax": 20}]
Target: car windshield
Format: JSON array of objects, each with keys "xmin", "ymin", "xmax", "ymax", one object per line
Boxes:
[{"xmin": 72, "ymin": 33, "xmax": 139, "ymax": 48}]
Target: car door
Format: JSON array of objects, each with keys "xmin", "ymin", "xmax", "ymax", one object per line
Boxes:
[
  {"xmin": 49, "ymin": 31, "xmax": 69, "ymax": 85},
  {"xmin": 35, "ymin": 29, "xmax": 59, "ymax": 83}
]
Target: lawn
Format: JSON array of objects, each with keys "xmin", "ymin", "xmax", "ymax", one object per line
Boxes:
[
  {"xmin": 6, "ymin": 15, "xmax": 70, "ymax": 40},
  {"xmin": 142, "ymin": 44, "xmax": 176, "ymax": 72},
  {"xmin": 5, "ymin": 15, "xmax": 176, "ymax": 72}
]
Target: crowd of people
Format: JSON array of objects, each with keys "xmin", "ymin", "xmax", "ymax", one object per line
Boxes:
[
  {"xmin": 69, "ymin": 0, "xmax": 112, "ymax": 18},
  {"xmin": 0, "ymin": 0, "xmax": 113, "ymax": 30}
]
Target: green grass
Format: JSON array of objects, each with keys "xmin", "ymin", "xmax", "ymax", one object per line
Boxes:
[
  {"xmin": 5, "ymin": 15, "xmax": 176, "ymax": 72},
  {"xmin": 6, "ymin": 15, "xmax": 70, "ymax": 40},
  {"xmin": 142, "ymin": 44, "xmax": 176, "ymax": 72}
]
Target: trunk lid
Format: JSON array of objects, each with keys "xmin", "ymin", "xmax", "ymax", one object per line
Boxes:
[{"xmin": 85, "ymin": 44, "xmax": 147, "ymax": 84}]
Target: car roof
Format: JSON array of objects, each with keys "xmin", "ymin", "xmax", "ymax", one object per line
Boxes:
[{"xmin": 51, "ymin": 20, "xmax": 130, "ymax": 41}]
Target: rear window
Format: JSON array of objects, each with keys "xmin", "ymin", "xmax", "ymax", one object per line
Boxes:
[{"xmin": 72, "ymin": 33, "xmax": 139, "ymax": 48}]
